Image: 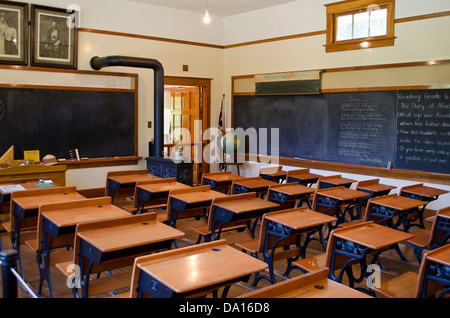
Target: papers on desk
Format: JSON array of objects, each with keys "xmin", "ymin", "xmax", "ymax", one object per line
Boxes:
[{"xmin": 0, "ymin": 184, "xmax": 26, "ymax": 193}]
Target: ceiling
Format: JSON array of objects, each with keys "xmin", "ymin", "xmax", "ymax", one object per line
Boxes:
[{"xmin": 125, "ymin": 0, "xmax": 299, "ymax": 17}]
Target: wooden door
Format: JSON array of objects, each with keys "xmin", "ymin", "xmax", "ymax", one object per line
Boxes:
[{"xmin": 166, "ymin": 86, "xmax": 201, "ymax": 184}]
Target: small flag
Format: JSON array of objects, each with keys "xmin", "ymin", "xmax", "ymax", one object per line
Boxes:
[{"xmin": 218, "ymin": 94, "xmax": 225, "ymax": 170}]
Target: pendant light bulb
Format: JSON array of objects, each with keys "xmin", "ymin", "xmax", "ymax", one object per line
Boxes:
[
  {"xmin": 203, "ymin": 10, "xmax": 210, "ymax": 24},
  {"xmin": 203, "ymin": 0, "xmax": 211, "ymax": 24}
]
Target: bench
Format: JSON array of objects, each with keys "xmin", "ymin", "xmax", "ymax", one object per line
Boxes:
[{"xmin": 370, "ymin": 244, "xmax": 450, "ymax": 298}]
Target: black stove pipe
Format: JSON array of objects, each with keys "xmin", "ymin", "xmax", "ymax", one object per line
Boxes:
[{"xmin": 90, "ymin": 55, "xmax": 164, "ymax": 158}]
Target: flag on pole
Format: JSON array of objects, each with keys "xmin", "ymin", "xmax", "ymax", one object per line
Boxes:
[{"xmin": 217, "ymin": 94, "xmax": 225, "ymax": 170}]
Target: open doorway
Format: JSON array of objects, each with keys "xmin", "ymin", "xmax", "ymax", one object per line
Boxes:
[{"xmin": 164, "ymin": 77, "xmax": 211, "ymax": 185}]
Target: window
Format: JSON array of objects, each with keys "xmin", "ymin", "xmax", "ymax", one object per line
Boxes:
[{"xmin": 325, "ymin": 0, "xmax": 395, "ymax": 53}]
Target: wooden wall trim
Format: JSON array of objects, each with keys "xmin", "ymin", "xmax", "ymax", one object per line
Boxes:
[{"xmin": 78, "ymin": 11, "xmax": 450, "ymax": 50}]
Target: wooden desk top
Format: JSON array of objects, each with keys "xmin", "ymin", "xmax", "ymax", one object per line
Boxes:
[
  {"xmin": 203, "ymin": 173, "xmax": 245, "ymax": 183},
  {"xmin": 169, "ymin": 187, "xmax": 228, "ymax": 204},
  {"xmin": 12, "ymin": 188, "xmax": 85, "ymax": 210},
  {"xmin": 41, "ymin": 202, "xmax": 129, "ymax": 228},
  {"xmin": 136, "ymin": 179, "xmax": 190, "ymax": 193},
  {"xmin": 108, "ymin": 173, "xmax": 160, "ymax": 185},
  {"xmin": 264, "ymin": 208, "xmax": 337, "ymax": 230},
  {"xmin": 212, "ymin": 193, "xmax": 279, "ymax": 214},
  {"xmin": 333, "ymin": 221, "xmax": 414, "ymax": 250},
  {"xmin": 357, "ymin": 180, "xmax": 396, "ymax": 193},
  {"xmin": 427, "ymin": 244, "xmax": 450, "ymax": 266},
  {"xmin": 320, "ymin": 175, "xmax": 356, "ymax": 186},
  {"xmin": 240, "ymin": 268, "xmax": 371, "ymax": 298},
  {"xmin": 261, "ymin": 170, "xmax": 287, "ymax": 177},
  {"xmin": 0, "ymin": 181, "xmax": 58, "ymax": 194},
  {"xmin": 77, "ymin": 215, "xmax": 184, "ymax": 253},
  {"xmin": 316, "ymin": 186, "xmax": 368, "ymax": 201},
  {"xmin": 233, "ymin": 177, "xmax": 278, "ymax": 189},
  {"xmin": 269, "ymin": 183, "xmax": 316, "ymax": 196},
  {"xmin": 287, "ymin": 169, "xmax": 322, "ymax": 179},
  {"xmin": 370, "ymin": 194, "xmax": 425, "ymax": 211},
  {"xmin": 135, "ymin": 240, "xmax": 267, "ymax": 295},
  {"xmin": 401, "ymin": 183, "xmax": 449, "ymax": 198}
]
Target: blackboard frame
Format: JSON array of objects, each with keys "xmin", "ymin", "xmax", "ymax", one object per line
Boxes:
[{"xmin": 0, "ymin": 84, "xmax": 139, "ymax": 167}]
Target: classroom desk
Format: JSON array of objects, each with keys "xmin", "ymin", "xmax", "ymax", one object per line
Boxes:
[
  {"xmin": 37, "ymin": 198, "xmax": 130, "ymax": 297},
  {"xmin": 201, "ymin": 172, "xmax": 245, "ymax": 194},
  {"xmin": 134, "ymin": 178, "xmax": 190, "ymax": 214},
  {"xmin": 356, "ymin": 179, "xmax": 396, "ymax": 207},
  {"xmin": 399, "ymin": 183, "xmax": 449, "ymax": 229},
  {"xmin": 318, "ymin": 175, "xmax": 357, "ymax": 189},
  {"xmin": 74, "ymin": 213, "xmax": 184, "ymax": 298},
  {"xmin": 256, "ymin": 208, "xmax": 337, "ymax": 285},
  {"xmin": 209, "ymin": 193, "xmax": 279, "ymax": 240},
  {"xmin": 106, "ymin": 170, "xmax": 160, "ymax": 203},
  {"xmin": 286, "ymin": 169, "xmax": 322, "ymax": 187},
  {"xmin": 232, "ymin": 177, "xmax": 278, "ymax": 198},
  {"xmin": 420, "ymin": 244, "xmax": 450, "ymax": 298},
  {"xmin": 240, "ymin": 268, "xmax": 372, "ymax": 298},
  {"xmin": 168, "ymin": 186, "xmax": 228, "ymax": 247},
  {"xmin": 365, "ymin": 194, "xmax": 425, "ymax": 232},
  {"xmin": 313, "ymin": 187, "xmax": 368, "ymax": 231},
  {"xmin": 10, "ymin": 187, "xmax": 85, "ymax": 278},
  {"xmin": 267, "ymin": 183, "xmax": 316, "ymax": 209},
  {"xmin": 329, "ymin": 221, "xmax": 414, "ymax": 293},
  {"xmin": 0, "ymin": 179, "xmax": 56, "ymax": 208},
  {"xmin": 260, "ymin": 169, "xmax": 287, "ymax": 183},
  {"xmin": 130, "ymin": 240, "xmax": 268, "ymax": 298}
]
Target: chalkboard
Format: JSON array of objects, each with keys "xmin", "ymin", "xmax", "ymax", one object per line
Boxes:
[
  {"xmin": 233, "ymin": 89, "xmax": 450, "ymax": 174},
  {"xmin": 0, "ymin": 87, "xmax": 136, "ymax": 160}
]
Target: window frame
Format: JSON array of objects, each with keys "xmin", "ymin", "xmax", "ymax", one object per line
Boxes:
[{"xmin": 325, "ymin": 0, "xmax": 395, "ymax": 53}]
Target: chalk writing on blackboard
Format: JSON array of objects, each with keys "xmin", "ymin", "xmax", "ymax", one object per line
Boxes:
[{"xmin": 396, "ymin": 90, "xmax": 450, "ymax": 173}]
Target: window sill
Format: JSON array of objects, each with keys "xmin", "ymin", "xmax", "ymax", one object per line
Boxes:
[{"xmin": 325, "ymin": 36, "xmax": 395, "ymax": 53}]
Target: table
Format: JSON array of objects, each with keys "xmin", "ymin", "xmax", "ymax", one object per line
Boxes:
[
  {"xmin": 0, "ymin": 179, "xmax": 57, "ymax": 207},
  {"xmin": 74, "ymin": 213, "xmax": 184, "ymax": 298},
  {"xmin": 0, "ymin": 164, "xmax": 67, "ymax": 187},
  {"xmin": 105, "ymin": 169, "xmax": 160, "ymax": 203},
  {"xmin": 313, "ymin": 186, "xmax": 369, "ymax": 233},
  {"xmin": 267, "ymin": 183, "xmax": 316, "ymax": 209},
  {"xmin": 255, "ymin": 208, "xmax": 337, "ymax": 285},
  {"xmin": 286, "ymin": 169, "xmax": 322, "ymax": 187},
  {"xmin": 259, "ymin": 167, "xmax": 287, "ymax": 183},
  {"xmin": 209, "ymin": 193, "xmax": 279, "ymax": 240},
  {"xmin": 134, "ymin": 178, "xmax": 190, "ymax": 214},
  {"xmin": 399, "ymin": 183, "xmax": 449, "ymax": 229},
  {"xmin": 356, "ymin": 179, "xmax": 396, "ymax": 206},
  {"xmin": 130, "ymin": 240, "xmax": 268, "ymax": 298},
  {"xmin": 329, "ymin": 221, "xmax": 414, "ymax": 293},
  {"xmin": 10, "ymin": 187, "xmax": 85, "ymax": 278},
  {"xmin": 38, "ymin": 197, "xmax": 130, "ymax": 297},
  {"xmin": 419, "ymin": 244, "xmax": 450, "ymax": 298},
  {"xmin": 365, "ymin": 194, "xmax": 425, "ymax": 232},
  {"xmin": 318, "ymin": 175, "xmax": 356, "ymax": 189},
  {"xmin": 168, "ymin": 185, "xmax": 228, "ymax": 246},
  {"xmin": 201, "ymin": 171, "xmax": 245, "ymax": 194},
  {"xmin": 240, "ymin": 268, "xmax": 372, "ymax": 298},
  {"xmin": 231, "ymin": 177, "xmax": 278, "ymax": 198}
]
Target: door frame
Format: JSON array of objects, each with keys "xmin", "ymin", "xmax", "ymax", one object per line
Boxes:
[{"xmin": 164, "ymin": 76, "xmax": 212, "ymax": 181}]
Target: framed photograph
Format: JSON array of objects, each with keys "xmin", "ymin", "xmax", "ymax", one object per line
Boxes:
[
  {"xmin": 31, "ymin": 5, "xmax": 78, "ymax": 69},
  {"xmin": 0, "ymin": 1, "xmax": 28, "ymax": 66}
]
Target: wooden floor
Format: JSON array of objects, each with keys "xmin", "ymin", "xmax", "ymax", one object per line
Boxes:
[{"xmin": 0, "ymin": 194, "xmax": 423, "ymax": 299}]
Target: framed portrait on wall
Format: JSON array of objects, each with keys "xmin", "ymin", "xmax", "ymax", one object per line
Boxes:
[
  {"xmin": 0, "ymin": 1, "xmax": 28, "ymax": 66},
  {"xmin": 30, "ymin": 5, "xmax": 78, "ymax": 69}
]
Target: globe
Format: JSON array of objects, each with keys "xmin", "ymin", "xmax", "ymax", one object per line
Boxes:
[{"xmin": 222, "ymin": 132, "xmax": 240, "ymax": 153}]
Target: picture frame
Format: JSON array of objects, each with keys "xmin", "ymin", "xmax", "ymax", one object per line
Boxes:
[
  {"xmin": 0, "ymin": 1, "xmax": 28, "ymax": 66},
  {"xmin": 30, "ymin": 4, "xmax": 78, "ymax": 69}
]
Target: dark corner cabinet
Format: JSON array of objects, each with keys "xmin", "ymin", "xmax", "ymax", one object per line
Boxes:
[{"xmin": 145, "ymin": 156, "xmax": 193, "ymax": 186}]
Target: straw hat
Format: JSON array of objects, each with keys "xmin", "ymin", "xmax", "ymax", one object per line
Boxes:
[{"xmin": 42, "ymin": 154, "xmax": 58, "ymax": 165}]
